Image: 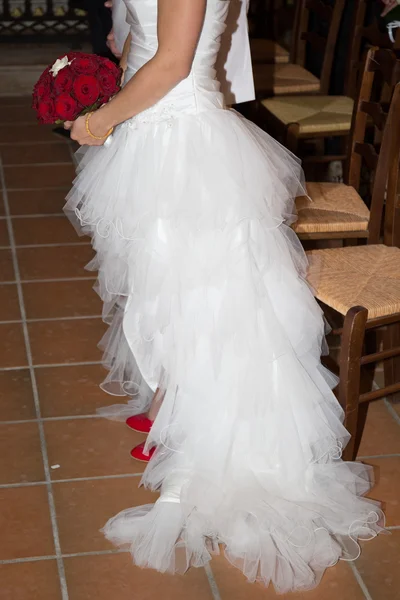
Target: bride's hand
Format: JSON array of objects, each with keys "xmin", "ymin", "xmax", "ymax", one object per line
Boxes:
[{"xmin": 64, "ymin": 113, "xmax": 112, "ymax": 146}]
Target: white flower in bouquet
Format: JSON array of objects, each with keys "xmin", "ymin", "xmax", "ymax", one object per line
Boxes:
[{"xmin": 50, "ymin": 56, "xmax": 73, "ymax": 78}]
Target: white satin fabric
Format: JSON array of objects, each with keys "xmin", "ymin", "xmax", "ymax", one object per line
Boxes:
[
  {"xmin": 112, "ymin": 0, "xmax": 254, "ymax": 104},
  {"xmin": 65, "ymin": 0, "xmax": 383, "ymax": 593}
]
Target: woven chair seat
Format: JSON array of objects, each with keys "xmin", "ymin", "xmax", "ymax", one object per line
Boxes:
[
  {"xmin": 293, "ymin": 182, "xmax": 370, "ymax": 234},
  {"xmin": 250, "ymin": 39, "xmax": 290, "ymax": 64},
  {"xmin": 307, "ymin": 245, "xmax": 400, "ymax": 319},
  {"xmin": 262, "ymin": 95, "xmax": 354, "ymax": 135},
  {"xmin": 253, "ymin": 63, "xmax": 320, "ymax": 95}
]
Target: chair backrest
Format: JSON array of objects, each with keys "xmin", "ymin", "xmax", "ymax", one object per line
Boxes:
[
  {"xmin": 292, "ymin": 0, "xmax": 346, "ymax": 94},
  {"xmin": 369, "ymin": 81, "xmax": 400, "ymax": 246},
  {"xmin": 346, "ymin": 48, "xmax": 400, "ymax": 187},
  {"xmin": 344, "ymin": 48, "xmax": 400, "ymax": 245},
  {"xmin": 345, "ymin": 0, "xmax": 399, "ymax": 99}
]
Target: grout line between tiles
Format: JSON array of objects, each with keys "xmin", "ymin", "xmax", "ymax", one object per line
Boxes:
[
  {"xmin": 4, "ymin": 161, "xmax": 73, "ymax": 168},
  {"xmin": 0, "ymin": 315, "xmax": 102, "ymax": 325},
  {"xmin": 0, "ymin": 473, "xmax": 144, "ymax": 489},
  {"xmin": 384, "ymin": 399, "xmax": 400, "ymax": 427},
  {"xmin": 0, "ymin": 549, "xmax": 129, "ymax": 566},
  {"xmin": 204, "ymin": 564, "xmax": 222, "ymax": 600},
  {"xmin": 0, "ymin": 159, "xmax": 69, "ymax": 600},
  {"xmin": 0, "ymin": 242, "xmax": 90, "ymax": 251},
  {"xmin": 0, "ymin": 315, "xmax": 101, "ymax": 325},
  {"xmin": 3, "ymin": 213, "xmax": 66, "ymax": 219},
  {"xmin": 3, "ymin": 242, "xmax": 90, "ymax": 250},
  {"xmin": 0, "ymin": 555, "xmax": 57, "ymax": 565},
  {"xmin": 349, "ymin": 562, "xmax": 374, "ymax": 600},
  {"xmin": 0, "ymin": 414, "xmax": 103, "ymax": 424},
  {"xmin": 3, "ymin": 186, "xmax": 72, "ymax": 192},
  {"xmin": 0, "ymin": 277, "xmax": 96, "ymax": 285},
  {"xmin": 0, "ymin": 360, "xmax": 103, "ymax": 371},
  {"xmin": 63, "ymin": 549, "xmax": 129, "ymax": 559},
  {"xmin": 358, "ymin": 453, "xmax": 400, "ymax": 460}
]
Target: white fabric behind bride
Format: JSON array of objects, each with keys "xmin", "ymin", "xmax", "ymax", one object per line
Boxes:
[{"xmin": 112, "ymin": 0, "xmax": 254, "ymax": 104}]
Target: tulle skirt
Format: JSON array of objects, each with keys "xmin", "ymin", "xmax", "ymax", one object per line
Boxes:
[{"xmin": 65, "ymin": 106, "xmax": 383, "ymax": 593}]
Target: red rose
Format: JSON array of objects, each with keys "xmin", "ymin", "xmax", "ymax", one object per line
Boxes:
[
  {"xmin": 99, "ymin": 57, "xmax": 118, "ymax": 73},
  {"xmin": 55, "ymin": 93, "xmax": 79, "ymax": 121},
  {"xmin": 37, "ymin": 98, "xmax": 56, "ymax": 124},
  {"xmin": 98, "ymin": 67, "xmax": 120, "ymax": 96},
  {"xmin": 32, "ymin": 72, "xmax": 52, "ymax": 112},
  {"xmin": 34, "ymin": 72, "xmax": 52, "ymax": 99},
  {"xmin": 73, "ymin": 74, "xmax": 100, "ymax": 106},
  {"xmin": 70, "ymin": 55, "xmax": 98, "ymax": 75},
  {"xmin": 54, "ymin": 67, "xmax": 73, "ymax": 93}
]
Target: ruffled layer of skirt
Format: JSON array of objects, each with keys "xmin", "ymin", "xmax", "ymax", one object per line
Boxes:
[{"xmin": 65, "ymin": 107, "xmax": 383, "ymax": 594}]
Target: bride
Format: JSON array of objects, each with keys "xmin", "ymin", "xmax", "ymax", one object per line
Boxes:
[{"xmin": 64, "ymin": 0, "xmax": 383, "ymax": 593}]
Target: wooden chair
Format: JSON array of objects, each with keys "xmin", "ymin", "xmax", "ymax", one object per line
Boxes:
[
  {"xmin": 306, "ymin": 82, "xmax": 400, "ymax": 461},
  {"xmin": 252, "ymin": 0, "xmax": 345, "ymax": 96},
  {"xmin": 259, "ymin": 1, "xmax": 395, "ymax": 158},
  {"xmin": 294, "ymin": 48, "xmax": 400, "ymax": 241}
]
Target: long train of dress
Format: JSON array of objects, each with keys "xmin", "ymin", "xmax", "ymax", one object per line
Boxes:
[{"xmin": 64, "ymin": 0, "xmax": 384, "ymax": 593}]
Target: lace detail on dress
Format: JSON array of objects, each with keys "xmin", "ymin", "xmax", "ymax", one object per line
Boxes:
[{"xmin": 121, "ymin": 102, "xmax": 182, "ymax": 129}]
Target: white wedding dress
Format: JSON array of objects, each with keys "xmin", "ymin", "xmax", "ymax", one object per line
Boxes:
[{"xmin": 65, "ymin": 0, "xmax": 383, "ymax": 593}]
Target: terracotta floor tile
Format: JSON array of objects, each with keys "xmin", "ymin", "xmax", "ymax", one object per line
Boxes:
[
  {"xmin": 0, "ymin": 283, "xmax": 20, "ymax": 320},
  {"xmin": 64, "ymin": 553, "xmax": 213, "ymax": 600},
  {"xmin": 0, "ymin": 249, "xmax": 14, "ymax": 281},
  {"xmin": 36, "ymin": 364, "xmax": 111, "ymax": 417},
  {"xmin": 13, "ymin": 216, "xmax": 81, "ymax": 246},
  {"xmin": 0, "ymin": 191, "xmax": 4, "ymax": 216},
  {"xmin": 8, "ymin": 189, "xmax": 68, "ymax": 216},
  {"xmin": 28, "ymin": 318, "xmax": 106, "ymax": 365},
  {"xmin": 0, "ymin": 560, "xmax": 62, "ymax": 600},
  {"xmin": 44, "ymin": 419, "xmax": 146, "ymax": 480},
  {"xmin": 0, "ymin": 218, "xmax": 9, "ymax": 245},
  {"xmin": 1, "ymin": 143, "xmax": 71, "ymax": 165},
  {"xmin": 0, "ymin": 97, "xmax": 33, "ymax": 108},
  {"xmin": 358, "ymin": 400, "xmax": 400, "ymax": 457},
  {"xmin": 4, "ymin": 164, "xmax": 75, "ymax": 189},
  {"xmin": 0, "ymin": 125, "xmax": 56, "ymax": 144},
  {"xmin": 17, "ymin": 245, "xmax": 94, "ymax": 280},
  {"xmin": 0, "ymin": 422, "xmax": 44, "ymax": 484},
  {"xmin": 363, "ymin": 457, "xmax": 400, "ymax": 526},
  {"xmin": 23, "ymin": 279, "xmax": 101, "ymax": 319},
  {"xmin": 0, "ymin": 369, "xmax": 35, "ymax": 421},
  {"xmin": 356, "ymin": 530, "xmax": 400, "ymax": 600},
  {"xmin": 54, "ymin": 477, "xmax": 158, "ymax": 553},
  {"xmin": 211, "ymin": 555, "xmax": 364, "ymax": 600},
  {"xmin": 0, "ymin": 486, "xmax": 54, "ymax": 559},
  {"xmin": 0, "ymin": 105, "xmax": 38, "ymax": 124},
  {"xmin": 0, "ymin": 323, "xmax": 27, "ymax": 368}
]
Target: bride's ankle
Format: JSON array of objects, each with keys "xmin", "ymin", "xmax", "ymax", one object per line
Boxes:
[{"xmin": 156, "ymin": 471, "xmax": 188, "ymax": 504}]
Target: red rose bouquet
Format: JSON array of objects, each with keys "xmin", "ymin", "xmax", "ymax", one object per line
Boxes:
[{"xmin": 32, "ymin": 52, "xmax": 122, "ymax": 125}]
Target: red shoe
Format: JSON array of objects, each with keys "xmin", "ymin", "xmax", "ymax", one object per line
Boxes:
[
  {"xmin": 130, "ymin": 442, "xmax": 156, "ymax": 463},
  {"xmin": 126, "ymin": 413, "xmax": 154, "ymax": 434}
]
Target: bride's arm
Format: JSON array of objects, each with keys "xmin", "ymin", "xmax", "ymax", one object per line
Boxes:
[{"xmin": 69, "ymin": 0, "xmax": 206, "ymax": 144}]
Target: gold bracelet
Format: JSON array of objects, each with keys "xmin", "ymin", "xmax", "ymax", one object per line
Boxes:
[{"xmin": 85, "ymin": 112, "xmax": 114, "ymax": 140}]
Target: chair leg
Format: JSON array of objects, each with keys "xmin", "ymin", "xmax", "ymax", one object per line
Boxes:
[
  {"xmin": 383, "ymin": 323, "xmax": 400, "ymax": 404},
  {"xmin": 338, "ymin": 306, "xmax": 368, "ymax": 461},
  {"xmin": 285, "ymin": 123, "xmax": 300, "ymax": 155}
]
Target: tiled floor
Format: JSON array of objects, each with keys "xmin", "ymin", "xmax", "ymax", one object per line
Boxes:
[{"xmin": 0, "ymin": 96, "xmax": 399, "ymax": 600}]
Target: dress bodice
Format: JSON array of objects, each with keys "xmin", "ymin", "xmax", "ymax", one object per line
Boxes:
[{"xmin": 123, "ymin": 0, "xmax": 229, "ymax": 120}]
